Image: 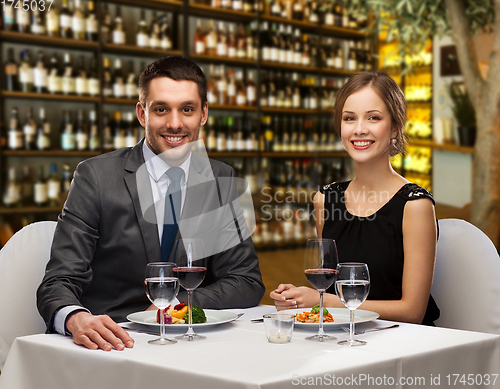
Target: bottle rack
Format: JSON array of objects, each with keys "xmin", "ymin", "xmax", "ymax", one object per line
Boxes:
[{"xmin": 0, "ymin": 0, "xmax": 374, "ymax": 248}]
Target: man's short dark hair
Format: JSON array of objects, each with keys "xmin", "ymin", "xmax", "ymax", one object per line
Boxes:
[{"xmin": 138, "ymin": 56, "xmax": 207, "ymax": 108}]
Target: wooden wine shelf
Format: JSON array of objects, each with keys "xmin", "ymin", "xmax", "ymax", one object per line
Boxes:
[
  {"xmin": 0, "ymin": 31, "xmax": 99, "ymax": 51},
  {"xmin": 2, "ymin": 150, "xmax": 101, "ymax": 157},
  {"xmin": 188, "ymin": 3, "xmax": 257, "ymax": 21},
  {"xmin": 189, "ymin": 53, "xmax": 257, "ymax": 67},
  {"xmin": 207, "ymin": 152, "xmax": 258, "ymax": 158},
  {"xmin": 261, "ymin": 151, "xmax": 348, "ymax": 158},
  {"xmin": 260, "ymin": 61, "xmax": 318, "ymax": 73},
  {"xmin": 105, "ymin": 0, "xmax": 182, "ymax": 10},
  {"xmin": 209, "ymin": 104, "xmax": 257, "ymax": 111},
  {"xmin": 1, "ymin": 90, "xmax": 100, "ymax": 103},
  {"xmin": 408, "ymin": 139, "xmax": 475, "ymax": 154},
  {"xmin": 260, "ymin": 107, "xmax": 319, "ymax": 114},
  {"xmin": 101, "ymin": 43, "xmax": 182, "ymax": 57},
  {"xmin": 0, "ymin": 206, "xmax": 62, "ymax": 215},
  {"xmin": 321, "ymin": 67, "xmax": 357, "ymax": 77}
]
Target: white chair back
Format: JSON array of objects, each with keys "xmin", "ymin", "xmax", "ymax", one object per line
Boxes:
[
  {"xmin": 432, "ymin": 218, "xmax": 500, "ymax": 334},
  {"xmin": 0, "ymin": 221, "xmax": 57, "ymax": 370}
]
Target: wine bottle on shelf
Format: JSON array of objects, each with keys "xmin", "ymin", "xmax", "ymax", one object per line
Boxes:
[
  {"xmin": 234, "ymin": 117, "xmax": 244, "ymax": 151},
  {"xmin": 47, "ymin": 164, "xmax": 61, "ymax": 207},
  {"xmin": 323, "ymin": 2, "xmax": 334, "ymax": 26},
  {"xmin": 113, "ymin": 112, "xmax": 126, "ymax": 149},
  {"xmin": 88, "ymin": 110, "xmax": 100, "ymax": 151},
  {"xmin": 47, "ymin": 53, "xmax": 61, "ymax": 94},
  {"xmin": 85, "ymin": 0, "xmax": 98, "ymax": 40},
  {"xmin": 227, "ymin": 24, "xmax": 237, "ymax": 58},
  {"xmin": 216, "ymin": 21, "xmax": 228, "ymax": 57},
  {"xmin": 112, "ymin": 58, "xmax": 125, "ymax": 98},
  {"xmin": 260, "ymin": 21, "xmax": 271, "ymax": 62},
  {"xmin": 112, "ymin": 6, "xmax": 126, "ymax": 45},
  {"xmin": 2, "ymin": 4, "xmax": 15, "ymax": 31},
  {"xmin": 36, "ymin": 107, "xmax": 51, "ymax": 150},
  {"xmin": 206, "ymin": 65, "xmax": 216, "ymax": 105},
  {"xmin": 15, "ymin": 5, "xmax": 30, "ymax": 33},
  {"xmin": 217, "ymin": 65, "xmax": 228, "ymax": 105},
  {"xmin": 206, "ymin": 116, "xmax": 217, "ymax": 152},
  {"xmin": 125, "ymin": 61, "xmax": 137, "ymax": 99},
  {"xmin": 46, "ymin": 2, "xmax": 60, "ymax": 37},
  {"xmin": 60, "ymin": 110, "xmax": 76, "ymax": 151},
  {"xmin": 33, "ymin": 51, "xmax": 48, "ymax": 93},
  {"xmin": 31, "ymin": 9, "xmax": 46, "ymax": 35},
  {"xmin": 102, "ymin": 112, "xmax": 114, "ymax": 151},
  {"xmin": 4, "ymin": 47, "xmax": 18, "ymax": 92},
  {"xmin": 72, "ymin": 0, "xmax": 85, "ymax": 39},
  {"xmin": 235, "ymin": 70, "xmax": 247, "ymax": 106},
  {"xmin": 8, "ymin": 107, "xmax": 23, "ymax": 150},
  {"xmin": 75, "ymin": 109, "xmax": 89, "ymax": 151},
  {"xmin": 61, "ymin": 164, "xmax": 73, "ymax": 195},
  {"xmin": 59, "ymin": 0, "xmax": 73, "ymax": 38},
  {"xmin": 61, "ymin": 53, "xmax": 76, "ymax": 95},
  {"xmin": 333, "ymin": 2, "xmax": 342, "ymax": 27},
  {"xmin": 34, "ymin": 165, "xmax": 48, "ymax": 207},
  {"xmin": 149, "ymin": 12, "xmax": 160, "ymax": 49},
  {"xmin": 159, "ymin": 13, "xmax": 172, "ymax": 50},
  {"xmin": 205, "ymin": 20, "xmax": 217, "ymax": 56},
  {"xmin": 334, "ymin": 45, "xmax": 344, "ymax": 69},
  {"xmin": 19, "ymin": 49, "xmax": 34, "ymax": 93},
  {"xmin": 244, "ymin": 119, "xmax": 256, "ymax": 151},
  {"xmin": 348, "ymin": 47, "xmax": 357, "ymax": 71},
  {"xmin": 259, "ymin": 71, "xmax": 268, "ymax": 107},
  {"xmin": 243, "ymin": 0, "xmax": 252, "ymax": 12},
  {"xmin": 246, "ymin": 71, "xmax": 256, "ymax": 107},
  {"xmin": 247, "ymin": 21, "xmax": 258, "ymax": 61},
  {"xmin": 293, "ymin": 28, "xmax": 302, "ymax": 65},
  {"xmin": 269, "ymin": 0, "xmax": 282, "ymax": 17},
  {"xmin": 87, "ymin": 57, "xmax": 99, "ymax": 96},
  {"xmin": 75, "ymin": 55, "xmax": 88, "ymax": 96},
  {"xmin": 124, "ymin": 112, "xmax": 137, "ymax": 147},
  {"xmin": 102, "ymin": 57, "xmax": 113, "ymax": 97},
  {"xmin": 280, "ymin": 117, "xmax": 290, "ymax": 152},
  {"xmin": 267, "ymin": 72, "xmax": 276, "ymax": 107},
  {"xmin": 269, "ymin": 23, "xmax": 279, "ymax": 63},
  {"xmin": 3, "ymin": 168, "xmax": 22, "ymax": 208},
  {"xmin": 194, "ymin": 19, "xmax": 206, "ymax": 55},
  {"xmin": 227, "ymin": 68, "xmax": 237, "ymax": 105},
  {"xmin": 273, "ymin": 117, "xmax": 282, "ymax": 152},
  {"xmin": 100, "ymin": 3, "xmax": 111, "ymax": 43},
  {"xmin": 136, "ymin": 10, "xmax": 150, "ymax": 48},
  {"xmin": 216, "ymin": 117, "xmax": 226, "ymax": 151},
  {"xmin": 221, "ymin": 0, "xmax": 231, "ymax": 9},
  {"xmin": 301, "ymin": 34, "xmax": 310, "ymax": 66},
  {"xmin": 236, "ymin": 23, "xmax": 246, "ymax": 59},
  {"xmin": 292, "ymin": 73, "xmax": 301, "ymax": 108},
  {"xmin": 226, "ymin": 116, "xmax": 234, "ymax": 152}
]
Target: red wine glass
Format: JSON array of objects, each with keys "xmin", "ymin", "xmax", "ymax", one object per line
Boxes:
[
  {"xmin": 303, "ymin": 238, "xmax": 338, "ymax": 341},
  {"xmin": 173, "ymin": 238, "xmax": 207, "ymax": 341}
]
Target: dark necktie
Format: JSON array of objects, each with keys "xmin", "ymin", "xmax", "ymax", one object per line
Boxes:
[{"xmin": 161, "ymin": 167, "xmax": 184, "ymax": 261}]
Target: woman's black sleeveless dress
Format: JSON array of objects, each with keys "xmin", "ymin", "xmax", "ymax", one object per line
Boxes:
[{"xmin": 320, "ymin": 181, "xmax": 440, "ymax": 325}]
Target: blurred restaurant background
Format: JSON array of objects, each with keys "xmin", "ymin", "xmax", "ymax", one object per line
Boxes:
[{"xmin": 0, "ymin": 0, "xmax": 493, "ymax": 302}]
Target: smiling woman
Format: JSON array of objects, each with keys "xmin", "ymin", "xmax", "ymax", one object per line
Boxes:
[{"xmin": 270, "ymin": 72, "xmax": 440, "ymax": 327}]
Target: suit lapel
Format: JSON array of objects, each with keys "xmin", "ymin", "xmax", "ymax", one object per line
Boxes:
[{"xmin": 124, "ymin": 139, "xmax": 161, "ymax": 263}]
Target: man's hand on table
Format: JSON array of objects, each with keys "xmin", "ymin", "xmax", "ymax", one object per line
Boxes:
[{"xmin": 66, "ymin": 311, "xmax": 135, "ymax": 351}]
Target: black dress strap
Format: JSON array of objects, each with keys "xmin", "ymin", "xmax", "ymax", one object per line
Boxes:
[{"xmin": 397, "ymin": 183, "xmax": 435, "ymax": 205}]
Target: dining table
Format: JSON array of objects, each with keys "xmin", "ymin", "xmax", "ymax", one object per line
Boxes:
[{"xmin": 1, "ymin": 305, "xmax": 499, "ymax": 389}]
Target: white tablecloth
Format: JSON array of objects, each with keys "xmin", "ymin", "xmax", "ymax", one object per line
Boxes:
[{"xmin": 1, "ymin": 305, "xmax": 500, "ymax": 389}]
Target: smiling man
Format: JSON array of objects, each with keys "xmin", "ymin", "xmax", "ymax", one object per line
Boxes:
[{"xmin": 37, "ymin": 56, "xmax": 265, "ymax": 352}]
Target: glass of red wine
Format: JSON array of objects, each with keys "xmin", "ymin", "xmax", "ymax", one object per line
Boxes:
[
  {"xmin": 173, "ymin": 238, "xmax": 207, "ymax": 341},
  {"xmin": 303, "ymin": 238, "xmax": 338, "ymax": 341}
]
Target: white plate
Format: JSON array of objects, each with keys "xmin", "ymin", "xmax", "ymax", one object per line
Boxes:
[
  {"xmin": 281, "ymin": 308, "xmax": 379, "ymax": 329},
  {"xmin": 126, "ymin": 309, "xmax": 239, "ymax": 328}
]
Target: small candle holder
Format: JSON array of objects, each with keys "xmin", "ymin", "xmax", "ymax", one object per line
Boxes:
[{"xmin": 263, "ymin": 313, "xmax": 295, "ymax": 343}]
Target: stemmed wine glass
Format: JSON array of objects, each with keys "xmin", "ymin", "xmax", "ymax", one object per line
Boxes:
[
  {"xmin": 303, "ymin": 238, "xmax": 338, "ymax": 341},
  {"xmin": 173, "ymin": 238, "xmax": 207, "ymax": 341},
  {"xmin": 144, "ymin": 262, "xmax": 179, "ymax": 345},
  {"xmin": 335, "ymin": 262, "xmax": 370, "ymax": 346}
]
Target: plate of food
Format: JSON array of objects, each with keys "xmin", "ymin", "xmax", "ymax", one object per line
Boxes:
[
  {"xmin": 126, "ymin": 303, "xmax": 239, "ymax": 328},
  {"xmin": 280, "ymin": 306, "xmax": 379, "ymax": 329}
]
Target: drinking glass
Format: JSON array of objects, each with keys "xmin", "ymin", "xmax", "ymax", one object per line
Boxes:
[
  {"xmin": 144, "ymin": 262, "xmax": 179, "ymax": 345},
  {"xmin": 303, "ymin": 238, "xmax": 338, "ymax": 341},
  {"xmin": 335, "ymin": 262, "xmax": 370, "ymax": 346},
  {"xmin": 173, "ymin": 238, "xmax": 207, "ymax": 341}
]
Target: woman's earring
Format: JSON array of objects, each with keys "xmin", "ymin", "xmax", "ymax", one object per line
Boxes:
[{"xmin": 391, "ymin": 138, "xmax": 397, "ymax": 145}]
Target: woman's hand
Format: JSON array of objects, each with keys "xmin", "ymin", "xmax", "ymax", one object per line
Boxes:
[{"xmin": 270, "ymin": 284, "xmax": 320, "ymax": 311}]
